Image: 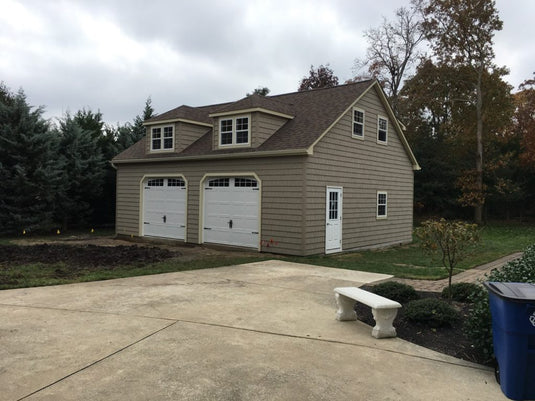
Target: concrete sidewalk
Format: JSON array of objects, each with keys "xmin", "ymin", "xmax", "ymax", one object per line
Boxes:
[{"xmin": 0, "ymin": 260, "xmax": 506, "ymax": 400}]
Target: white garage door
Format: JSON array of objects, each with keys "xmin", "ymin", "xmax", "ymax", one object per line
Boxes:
[
  {"xmin": 143, "ymin": 177, "xmax": 186, "ymax": 240},
  {"xmin": 203, "ymin": 177, "xmax": 260, "ymax": 248}
]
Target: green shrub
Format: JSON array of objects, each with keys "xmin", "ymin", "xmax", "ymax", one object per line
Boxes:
[
  {"xmin": 441, "ymin": 282, "xmax": 480, "ymax": 302},
  {"xmin": 403, "ymin": 298, "xmax": 460, "ymax": 327},
  {"xmin": 371, "ymin": 281, "xmax": 419, "ymax": 304},
  {"xmin": 465, "ymin": 244, "xmax": 535, "ymax": 362}
]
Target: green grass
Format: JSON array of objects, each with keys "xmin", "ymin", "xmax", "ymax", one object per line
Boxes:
[
  {"xmin": 0, "ymin": 256, "xmax": 271, "ymax": 290},
  {"xmin": 286, "ymin": 222, "xmax": 535, "ymax": 280},
  {"xmin": 1, "ymin": 222, "xmax": 534, "ymax": 290}
]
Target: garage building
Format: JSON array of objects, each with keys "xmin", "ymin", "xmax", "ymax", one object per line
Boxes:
[{"xmin": 112, "ymin": 80, "xmax": 420, "ymax": 256}]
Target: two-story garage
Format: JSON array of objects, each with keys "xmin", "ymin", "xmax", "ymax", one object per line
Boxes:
[{"xmin": 112, "ymin": 79, "xmax": 420, "ymax": 256}]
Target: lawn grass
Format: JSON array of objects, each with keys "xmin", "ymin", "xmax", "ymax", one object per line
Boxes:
[
  {"xmin": 0, "ymin": 222, "xmax": 534, "ymax": 289},
  {"xmin": 286, "ymin": 221, "xmax": 535, "ymax": 280},
  {"xmin": 0, "ymin": 256, "xmax": 272, "ymax": 290}
]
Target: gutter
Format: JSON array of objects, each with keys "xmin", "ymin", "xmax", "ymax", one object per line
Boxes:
[{"xmin": 112, "ymin": 148, "xmax": 310, "ymax": 165}]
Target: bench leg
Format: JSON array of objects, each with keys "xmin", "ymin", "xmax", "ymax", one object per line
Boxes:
[
  {"xmin": 371, "ymin": 308, "xmax": 398, "ymax": 338},
  {"xmin": 335, "ymin": 293, "xmax": 357, "ymax": 321}
]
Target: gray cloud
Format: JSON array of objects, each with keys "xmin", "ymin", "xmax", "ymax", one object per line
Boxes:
[{"xmin": 1, "ymin": 0, "xmax": 532, "ymax": 125}]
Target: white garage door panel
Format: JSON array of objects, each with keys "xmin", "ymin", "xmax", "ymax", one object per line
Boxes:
[
  {"xmin": 143, "ymin": 178, "xmax": 186, "ymax": 240},
  {"xmin": 203, "ymin": 178, "xmax": 259, "ymax": 249}
]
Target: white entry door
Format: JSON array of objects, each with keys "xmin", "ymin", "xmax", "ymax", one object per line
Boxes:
[
  {"xmin": 325, "ymin": 187, "xmax": 342, "ymax": 253},
  {"xmin": 203, "ymin": 177, "xmax": 260, "ymax": 249},
  {"xmin": 143, "ymin": 177, "xmax": 186, "ymax": 239}
]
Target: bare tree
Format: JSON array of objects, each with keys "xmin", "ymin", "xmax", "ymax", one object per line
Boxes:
[{"xmin": 354, "ymin": 4, "xmax": 424, "ymax": 110}]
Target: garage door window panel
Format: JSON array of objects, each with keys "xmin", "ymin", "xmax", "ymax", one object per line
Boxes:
[
  {"xmin": 234, "ymin": 178, "xmax": 257, "ymax": 187},
  {"xmin": 168, "ymin": 178, "xmax": 185, "ymax": 187}
]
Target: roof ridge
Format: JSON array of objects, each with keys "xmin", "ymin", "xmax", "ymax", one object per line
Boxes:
[{"xmin": 267, "ymin": 79, "xmax": 375, "ymax": 100}]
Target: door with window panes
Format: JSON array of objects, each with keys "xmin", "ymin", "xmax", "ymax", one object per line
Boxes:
[{"xmin": 325, "ymin": 187, "xmax": 342, "ymax": 253}]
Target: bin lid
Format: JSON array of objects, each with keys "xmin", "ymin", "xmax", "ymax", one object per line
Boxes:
[{"xmin": 484, "ymin": 282, "xmax": 535, "ymax": 302}]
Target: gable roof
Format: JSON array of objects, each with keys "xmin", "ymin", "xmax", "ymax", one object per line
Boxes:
[{"xmin": 113, "ymin": 80, "xmax": 420, "ymax": 170}]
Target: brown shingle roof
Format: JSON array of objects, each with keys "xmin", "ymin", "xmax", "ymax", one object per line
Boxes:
[{"xmin": 113, "ymin": 80, "xmax": 377, "ymax": 162}]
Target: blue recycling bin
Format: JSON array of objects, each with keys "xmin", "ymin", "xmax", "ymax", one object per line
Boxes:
[{"xmin": 484, "ymin": 282, "xmax": 535, "ymax": 400}]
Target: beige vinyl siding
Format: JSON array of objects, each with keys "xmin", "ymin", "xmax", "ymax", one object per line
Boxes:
[
  {"xmin": 115, "ymin": 156, "xmax": 306, "ymax": 255},
  {"xmin": 176, "ymin": 122, "xmax": 209, "ymax": 153},
  {"xmin": 252, "ymin": 112, "xmax": 288, "ymax": 148},
  {"xmin": 304, "ymin": 86, "xmax": 414, "ymax": 254}
]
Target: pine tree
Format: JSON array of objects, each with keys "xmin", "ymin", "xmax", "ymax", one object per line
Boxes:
[
  {"xmin": 0, "ymin": 87, "xmax": 62, "ymax": 234},
  {"xmin": 54, "ymin": 114, "xmax": 105, "ymax": 230}
]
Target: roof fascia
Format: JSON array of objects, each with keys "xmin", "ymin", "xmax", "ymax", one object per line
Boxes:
[
  {"xmin": 209, "ymin": 107, "xmax": 294, "ymax": 120},
  {"xmin": 143, "ymin": 118, "xmax": 212, "ymax": 127},
  {"xmin": 112, "ymin": 148, "xmax": 309, "ymax": 165}
]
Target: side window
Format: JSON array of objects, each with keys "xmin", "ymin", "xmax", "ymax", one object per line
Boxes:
[
  {"xmin": 352, "ymin": 108, "xmax": 364, "ymax": 138},
  {"xmin": 377, "ymin": 116, "xmax": 388, "ymax": 144},
  {"xmin": 377, "ymin": 191, "xmax": 387, "ymax": 218}
]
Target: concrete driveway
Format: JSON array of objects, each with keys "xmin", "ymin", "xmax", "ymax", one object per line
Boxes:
[{"xmin": 0, "ymin": 260, "xmax": 505, "ymax": 401}]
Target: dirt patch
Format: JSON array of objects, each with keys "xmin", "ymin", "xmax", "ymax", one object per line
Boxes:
[
  {"xmin": 0, "ymin": 244, "xmax": 178, "ymax": 269},
  {"xmin": 355, "ymin": 287, "xmax": 486, "ymax": 366}
]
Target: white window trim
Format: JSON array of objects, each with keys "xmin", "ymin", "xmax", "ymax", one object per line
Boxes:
[
  {"xmin": 377, "ymin": 191, "xmax": 388, "ymax": 219},
  {"xmin": 218, "ymin": 115, "xmax": 251, "ymax": 148},
  {"xmin": 352, "ymin": 107, "xmax": 365, "ymax": 139},
  {"xmin": 377, "ymin": 116, "xmax": 388, "ymax": 145},
  {"xmin": 150, "ymin": 125, "xmax": 175, "ymax": 152}
]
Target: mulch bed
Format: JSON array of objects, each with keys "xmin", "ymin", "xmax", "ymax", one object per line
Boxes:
[{"xmin": 355, "ymin": 286, "xmax": 488, "ymax": 366}]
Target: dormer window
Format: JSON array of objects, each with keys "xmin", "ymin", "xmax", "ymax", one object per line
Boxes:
[
  {"xmin": 219, "ymin": 116, "xmax": 250, "ymax": 147},
  {"xmin": 151, "ymin": 125, "xmax": 174, "ymax": 151}
]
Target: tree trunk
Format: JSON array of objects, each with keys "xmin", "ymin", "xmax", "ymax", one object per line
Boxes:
[{"xmin": 474, "ymin": 66, "xmax": 484, "ymax": 224}]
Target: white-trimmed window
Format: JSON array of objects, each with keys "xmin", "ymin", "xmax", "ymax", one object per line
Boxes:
[
  {"xmin": 151, "ymin": 126, "xmax": 174, "ymax": 151},
  {"xmin": 377, "ymin": 191, "xmax": 388, "ymax": 218},
  {"xmin": 219, "ymin": 116, "xmax": 250, "ymax": 147},
  {"xmin": 352, "ymin": 108, "xmax": 365, "ymax": 138},
  {"xmin": 377, "ymin": 116, "xmax": 388, "ymax": 144}
]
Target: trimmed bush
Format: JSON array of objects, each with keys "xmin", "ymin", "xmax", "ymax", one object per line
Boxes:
[
  {"xmin": 465, "ymin": 244, "xmax": 535, "ymax": 361},
  {"xmin": 441, "ymin": 282, "xmax": 480, "ymax": 303},
  {"xmin": 404, "ymin": 298, "xmax": 460, "ymax": 327},
  {"xmin": 371, "ymin": 281, "xmax": 419, "ymax": 304}
]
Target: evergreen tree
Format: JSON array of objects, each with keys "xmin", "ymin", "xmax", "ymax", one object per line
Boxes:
[
  {"xmin": 0, "ymin": 87, "xmax": 61, "ymax": 234},
  {"xmin": 54, "ymin": 114, "xmax": 105, "ymax": 229},
  {"xmin": 129, "ymin": 97, "xmax": 155, "ymax": 147}
]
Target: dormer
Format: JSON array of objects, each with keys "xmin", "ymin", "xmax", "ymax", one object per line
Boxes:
[
  {"xmin": 144, "ymin": 105, "xmax": 212, "ymax": 154},
  {"xmin": 209, "ymin": 94, "xmax": 294, "ymax": 150}
]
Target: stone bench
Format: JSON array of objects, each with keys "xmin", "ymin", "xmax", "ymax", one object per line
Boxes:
[{"xmin": 334, "ymin": 287, "xmax": 402, "ymax": 339}]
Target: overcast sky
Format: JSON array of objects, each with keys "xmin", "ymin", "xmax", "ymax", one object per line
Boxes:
[{"xmin": 1, "ymin": 0, "xmax": 533, "ymax": 126}]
